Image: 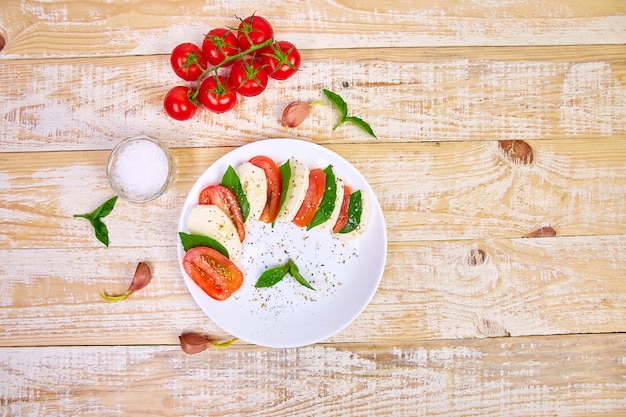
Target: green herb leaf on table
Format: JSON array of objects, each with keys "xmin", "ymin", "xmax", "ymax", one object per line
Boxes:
[
  {"xmin": 323, "ymin": 89, "xmax": 377, "ymax": 138},
  {"xmin": 179, "ymin": 232, "xmax": 230, "ymax": 258},
  {"xmin": 221, "ymin": 165, "xmax": 250, "ymax": 222},
  {"xmin": 73, "ymin": 196, "xmax": 118, "ymax": 247},
  {"xmin": 339, "ymin": 190, "xmax": 362, "ymax": 234},
  {"xmin": 308, "ymin": 165, "xmax": 337, "ymax": 230}
]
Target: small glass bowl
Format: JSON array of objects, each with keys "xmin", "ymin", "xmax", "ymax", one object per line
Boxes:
[{"xmin": 107, "ymin": 135, "xmax": 177, "ymax": 203}]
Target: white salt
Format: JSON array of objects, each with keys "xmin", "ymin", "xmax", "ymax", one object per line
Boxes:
[{"xmin": 111, "ymin": 139, "xmax": 169, "ymax": 198}]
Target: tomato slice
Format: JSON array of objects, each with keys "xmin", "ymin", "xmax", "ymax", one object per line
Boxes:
[
  {"xmin": 249, "ymin": 156, "xmax": 282, "ymax": 223},
  {"xmin": 183, "ymin": 246, "xmax": 244, "ymax": 301},
  {"xmin": 332, "ymin": 185, "xmax": 352, "ymax": 233},
  {"xmin": 293, "ymin": 168, "xmax": 326, "ymax": 228},
  {"xmin": 199, "ymin": 184, "xmax": 246, "ymax": 241}
]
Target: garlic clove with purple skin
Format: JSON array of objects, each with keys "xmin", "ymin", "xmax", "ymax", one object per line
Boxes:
[
  {"xmin": 179, "ymin": 332, "xmax": 210, "ymax": 354},
  {"xmin": 281, "ymin": 102, "xmax": 312, "ymax": 127}
]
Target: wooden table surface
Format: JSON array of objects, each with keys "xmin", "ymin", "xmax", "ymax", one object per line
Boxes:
[{"xmin": 1, "ymin": 1, "xmax": 625, "ymax": 415}]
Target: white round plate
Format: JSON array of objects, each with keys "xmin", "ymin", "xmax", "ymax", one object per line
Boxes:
[{"xmin": 177, "ymin": 138, "xmax": 387, "ymax": 348}]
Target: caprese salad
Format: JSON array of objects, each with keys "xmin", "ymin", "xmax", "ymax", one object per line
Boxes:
[{"xmin": 179, "ymin": 155, "xmax": 370, "ymax": 301}]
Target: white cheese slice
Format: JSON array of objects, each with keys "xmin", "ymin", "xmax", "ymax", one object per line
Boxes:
[
  {"xmin": 187, "ymin": 204, "xmax": 243, "ymax": 261},
  {"xmin": 235, "ymin": 162, "xmax": 267, "ymax": 226},
  {"xmin": 276, "ymin": 158, "xmax": 310, "ymax": 222}
]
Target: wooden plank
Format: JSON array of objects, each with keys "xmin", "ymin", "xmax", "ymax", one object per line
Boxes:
[
  {"xmin": 0, "ymin": 0, "xmax": 625, "ymax": 59},
  {"xmin": 1, "ymin": 234, "xmax": 623, "ymax": 347},
  {"xmin": 0, "ymin": 334, "xmax": 624, "ymax": 416},
  {"xmin": 1, "ymin": 140, "xmax": 625, "ymax": 251},
  {"xmin": 1, "ymin": 45, "xmax": 625, "ymax": 152}
]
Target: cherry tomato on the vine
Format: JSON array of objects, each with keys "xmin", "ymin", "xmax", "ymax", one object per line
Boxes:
[
  {"xmin": 261, "ymin": 40, "xmax": 301, "ymax": 80},
  {"xmin": 237, "ymin": 14, "xmax": 274, "ymax": 52},
  {"xmin": 198, "ymin": 75, "xmax": 237, "ymax": 113},
  {"xmin": 170, "ymin": 43, "xmax": 207, "ymax": 81},
  {"xmin": 229, "ymin": 57, "xmax": 269, "ymax": 97},
  {"xmin": 163, "ymin": 86, "xmax": 198, "ymax": 121},
  {"xmin": 202, "ymin": 28, "xmax": 239, "ymax": 66}
]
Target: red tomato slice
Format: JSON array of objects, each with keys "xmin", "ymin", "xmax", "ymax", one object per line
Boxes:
[
  {"xmin": 293, "ymin": 169, "xmax": 326, "ymax": 228},
  {"xmin": 249, "ymin": 156, "xmax": 282, "ymax": 223},
  {"xmin": 332, "ymin": 185, "xmax": 352, "ymax": 233},
  {"xmin": 198, "ymin": 184, "xmax": 246, "ymax": 241},
  {"xmin": 182, "ymin": 246, "xmax": 244, "ymax": 301}
]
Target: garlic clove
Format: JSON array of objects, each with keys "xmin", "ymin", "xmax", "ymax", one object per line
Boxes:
[
  {"xmin": 281, "ymin": 102, "xmax": 312, "ymax": 127},
  {"xmin": 179, "ymin": 332, "xmax": 210, "ymax": 354},
  {"xmin": 128, "ymin": 261, "xmax": 152, "ymax": 293}
]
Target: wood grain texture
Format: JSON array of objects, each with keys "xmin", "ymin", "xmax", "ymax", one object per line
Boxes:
[
  {"xmin": 1, "ymin": 1, "xmax": 625, "ymax": 415},
  {"xmin": 1, "ymin": 334, "xmax": 624, "ymax": 416},
  {"xmin": 1, "ymin": 140, "xmax": 625, "ymax": 250},
  {"xmin": 1, "ymin": 1, "xmax": 625, "ymax": 59},
  {"xmin": 1, "ymin": 46, "xmax": 625, "ymax": 152},
  {"xmin": 1, "ymin": 234, "xmax": 624, "ymax": 347}
]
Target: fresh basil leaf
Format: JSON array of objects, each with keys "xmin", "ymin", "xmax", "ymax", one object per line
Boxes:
[
  {"xmin": 221, "ymin": 166, "xmax": 250, "ymax": 222},
  {"xmin": 73, "ymin": 196, "xmax": 118, "ymax": 246},
  {"xmin": 288, "ymin": 260, "xmax": 315, "ymax": 290},
  {"xmin": 95, "ymin": 196, "xmax": 118, "ymax": 218},
  {"xmin": 323, "ymin": 89, "xmax": 348, "ymax": 119},
  {"xmin": 343, "ymin": 116, "xmax": 377, "ymax": 139},
  {"xmin": 178, "ymin": 232, "xmax": 230, "ymax": 258},
  {"xmin": 339, "ymin": 190, "xmax": 362, "ymax": 234},
  {"xmin": 255, "ymin": 263, "xmax": 290, "ymax": 288},
  {"xmin": 92, "ymin": 218, "xmax": 110, "ymax": 247},
  {"xmin": 308, "ymin": 165, "xmax": 336, "ymax": 230},
  {"xmin": 275, "ymin": 160, "xmax": 292, "ymax": 225}
]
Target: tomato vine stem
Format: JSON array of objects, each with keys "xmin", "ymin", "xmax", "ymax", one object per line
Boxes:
[{"xmin": 189, "ymin": 38, "xmax": 275, "ymax": 100}]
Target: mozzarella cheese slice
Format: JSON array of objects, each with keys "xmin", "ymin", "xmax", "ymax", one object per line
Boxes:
[
  {"xmin": 187, "ymin": 204, "xmax": 243, "ymax": 261},
  {"xmin": 335, "ymin": 191, "xmax": 371, "ymax": 242},
  {"xmin": 315, "ymin": 176, "xmax": 345, "ymax": 233},
  {"xmin": 235, "ymin": 162, "xmax": 267, "ymax": 226},
  {"xmin": 276, "ymin": 158, "xmax": 309, "ymax": 222}
]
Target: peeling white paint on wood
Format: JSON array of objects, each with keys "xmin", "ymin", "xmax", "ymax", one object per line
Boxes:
[{"xmin": 1, "ymin": 335, "xmax": 625, "ymax": 416}]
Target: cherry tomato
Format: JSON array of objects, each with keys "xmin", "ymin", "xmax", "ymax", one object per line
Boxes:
[
  {"xmin": 182, "ymin": 246, "xmax": 244, "ymax": 301},
  {"xmin": 198, "ymin": 75, "xmax": 237, "ymax": 113},
  {"xmin": 237, "ymin": 14, "xmax": 274, "ymax": 52},
  {"xmin": 333, "ymin": 185, "xmax": 352, "ymax": 233},
  {"xmin": 249, "ymin": 156, "xmax": 282, "ymax": 223},
  {"xmin": 202, "ymin": 28, "xmax": 239, "ymax": 66},
  {"xmin": 228, "ymin": 57, "xmax": 269, "ymax": 97},
  {"xmin": 170, "ymin": 43, "xmax": 207, "ymax": 81},
  {"xmin": 163, "ymin": 86, "xmax": 198, "ymax": 121},
  {"xmin": 261, "ymin": 41, "xmax": 301, "ymax": 80},
  {"xmin": 293, "ymin": 169, "xmax": 326, "ymax": 228},
  {"xmin": 199, "ymin": 184, "xmax": 246, "ymax": 242}
]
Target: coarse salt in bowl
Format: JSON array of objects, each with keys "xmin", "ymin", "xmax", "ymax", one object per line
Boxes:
[{"xmin": 107, "ymin": 135, "xmax": 176, "ymax": 203}]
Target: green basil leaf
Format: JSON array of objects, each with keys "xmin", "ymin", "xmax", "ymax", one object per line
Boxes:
[
  {"xmin": 344, "ymin": 116, "xmax": 377, "ymax": 139},
  {"xmin": 323, "ymin": 89, "xmax": 348, "ymax": 119},
  {"xmin": 95, "ymin": 196, "xmax": 118, "ymax": 218},
  {"xmin": 92, "ymin": 218, "xmax": 110, "ymax": 247},
  {"xmin": 178, "ymin": 232, "xmax": 229, "ymax": 258},
  {"xmin": 255, "ymin": 263, "xmax": 290, "ymax": 288},
  {"xmin": 73, "ymin": 196, "xmax": 117, "ymax": 246},
  {"xmin": 339, "ymin": 190, "xmax": 362, "ymax": 234},
  {"xmin": 221, "ymin": 166, "xmax": 250, "ymax": 222},
  {"xmin": 307, "ymin": 165, "xmax": 336, "ymax": 230},
  {"xmin": 288, "ymin": 260, "xmax": 315, "ymax": 290},
  {"xmin": 275, "ymin": 160, "xmax": 292, "ymax": 225}
]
